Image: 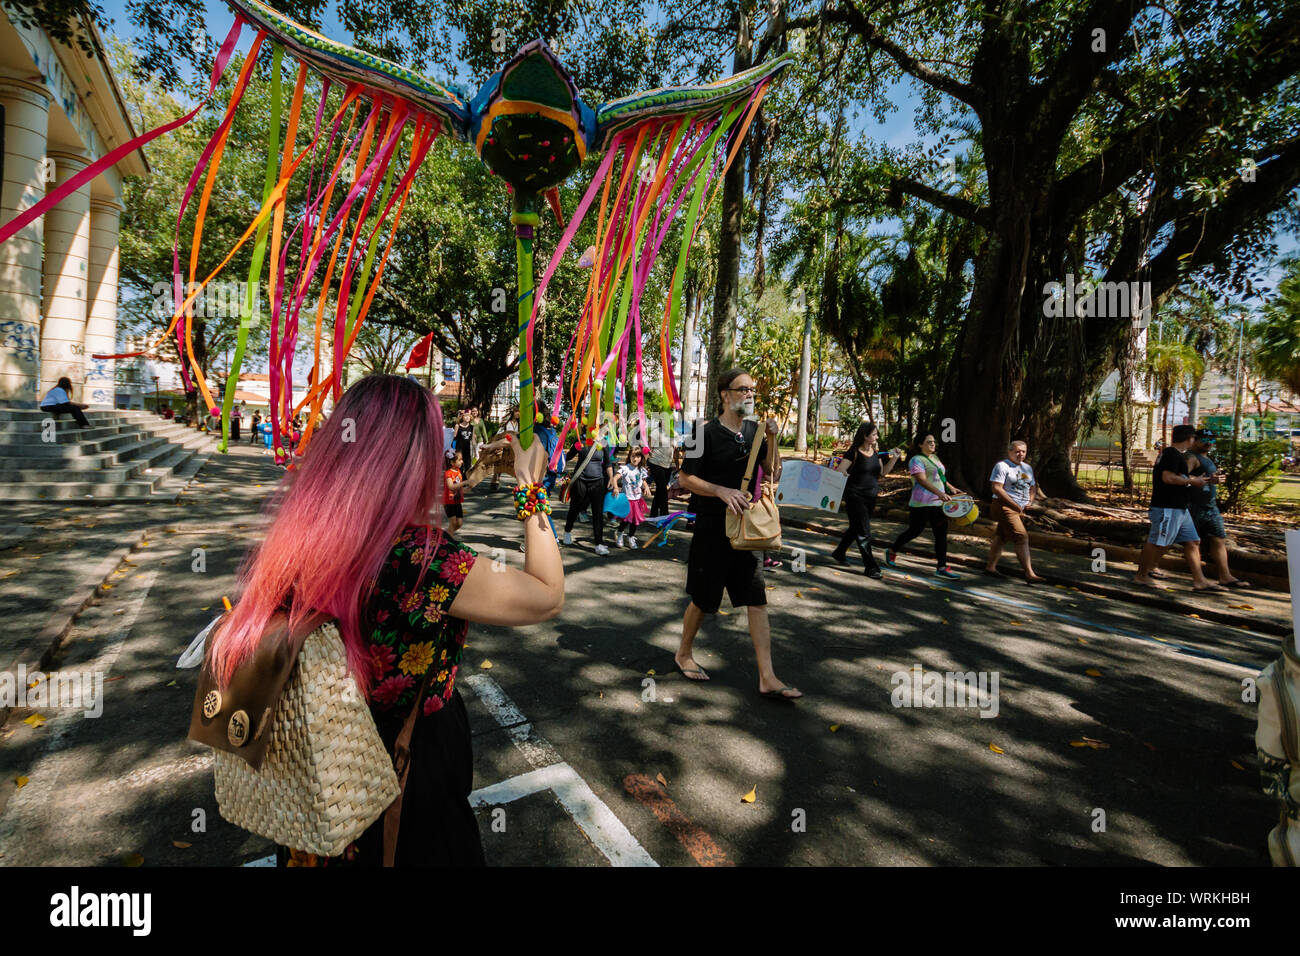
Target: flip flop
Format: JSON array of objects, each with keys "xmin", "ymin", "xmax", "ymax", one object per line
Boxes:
[
  {"xmin": 1225, "ymin": 580, "xmax": 1253, "ymax": 589},
  {"xmin": 675, "ymin": 662, "xmax": 710, "ymax": 681},
  {"xmin": 982, "ymin": 569, "xmax": 1002, "ymax": 578},
  {"xmin": 1149, "ymin": 570, "xmax": 1169, "ymax": 579},
  {"xmin": 1192, "ymin": 584, "xmax": 1228, "ymax": 593},
  {"xmin": 759, "ymin": 686, "xmax": 802, "ymax": 700}
]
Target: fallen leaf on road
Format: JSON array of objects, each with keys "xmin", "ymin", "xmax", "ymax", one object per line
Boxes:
[
  {"xmin": 1230, "ymin": 760, "xmax": 1245, "ymax": 771},
  {"xmin": 480, "ymin": 660, "xmax": 493, "ymax": 669},
  {"xmin": 1008, "ymin": 620, "xmax": 1023, "ymax": 626},
  {"xmin": 794, "ymin": 591, "xmax": 803, "ymax": 598},
  {"xmin": 833, "ymin": 571, "xmax": 841, "ymax": 576},
  {"xmin": 989, "ymin": 744, "xmax": 1004, "ymax": 754},
  {"xmin": 1077, "ymin": 638, "xmax": 1088, "ymax": 644},
  {"xmin": 166, "ymin": 680, "xmax": 177, "ymax": 687},
  {"xmin": 656, "ymin": 773, "xmax": 668, "ymax": 787},
  {"xmin": 941, "ymin": 619, "xmax": 950, "ymax": 625},
  {"xmin": 1085, "ymin": 668, "xmax": 1102, "ymax": 677},
  {"xmin": 1069, "ymin": 738, "xmax": 1110, "ymax": 750},
  {"xmin": 1188, "ymin": 613, "xmax": 1200, "ymax": 619},
  {"xmin": 0, "ymin": 570, "xmax": 18, "ymax": 579},
  {"xmin": 22, "ymin": 714, "xmax": 46, "ymax": 728},
  {"xmin": 718, "ymin": 610, "xmax": 730, "ymax": 616},
  {"xmin": 123, "ymin": 853, "xmax": 144, "ymax": 867},
  {"xmin": 1228, "ymin": 604, "xmax": 1255, "ymax": 611},
  {"xmin": 105, "ymin": 676, "xmax": 124, "ymax": 682},
  {"xmin": 807, "ymin": 587, "xmax": 820, "ymax": 591},
  {"xmin": 101, "ymin": 584, "xmax": 113, "ymax": 591},
  {"xmin": 829, "ymin": 724, "xmax": 840, "ymax": 732},
  {"xmin": 646, "ymin": 669, "xmax": 656, "ymax": 676},
  {"xmin": 200, "ymin": 606, "xmax": 209, "ymax": 611},
  {"xmin": 766, "ymin": 586, "xmax": 776, "ymax": 590},
  {"xmin": 741, "ymin": 786, "xmax": 757, "ymax": 803},
  {"xmin": 172, "ymin": 841, "xmax": 192, "ymax": 849},
  {"xmin": 15, "ymin": 776, "xmax": 28, "ymax": 788}
]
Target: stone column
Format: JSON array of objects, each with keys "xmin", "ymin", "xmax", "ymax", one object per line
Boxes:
[
  {"xmin": 0, "ymin": 79, "xmax": 51, "ymax": 404},
  {"xmin": 39, "ymin": 148, "xmax": 91, "ymax": 402},
  {"xmin": 84, "ymin": 196, "xmax": 124, "ymax": 408}
]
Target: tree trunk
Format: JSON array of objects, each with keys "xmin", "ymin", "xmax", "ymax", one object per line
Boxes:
[
  {"xmin": 935, "ymin": 200, "xmax": 1033, "ymax": 495},
  {"xmin": 706, "ymin": 0, "xmax": 754, "ymax": 417}
]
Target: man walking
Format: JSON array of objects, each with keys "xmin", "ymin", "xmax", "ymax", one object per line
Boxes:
[
  {"xmin": 1134, "ymin": 423, "xmax": 1225, "ymax": 591},
  {"xmin": 674, "ymin": 368, "xmax": 801, "ymax": 700},
  {"xmin": 1186, "ymin": 429, "xmax": 1250, "ymax": 588},
  {"xmin": 984, "ymin": 440, "xmax": 1047, "ymax": 582}
]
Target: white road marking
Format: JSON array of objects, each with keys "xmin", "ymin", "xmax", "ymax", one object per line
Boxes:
[
  {"xmin": 463, "ymin": 673, "xmax": 656, "ymax": 867},
  {"xmin": 0, "ymin": 570, "xmax": 159, "ymax": 860}
]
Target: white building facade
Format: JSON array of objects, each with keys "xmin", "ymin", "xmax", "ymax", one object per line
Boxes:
[{"xmin": 0, "ymin": 13, "xmax": 145, "ymax": 408}]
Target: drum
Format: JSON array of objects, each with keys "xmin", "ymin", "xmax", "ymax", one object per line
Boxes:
[{"xmin": 942, "ymin": 495, "xmax": 979, "ymax": 527}]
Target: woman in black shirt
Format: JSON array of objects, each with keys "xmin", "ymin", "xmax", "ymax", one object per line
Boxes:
[{"xmin": 831, "ymin": 422, "xmax": 903, "ymax": 578}]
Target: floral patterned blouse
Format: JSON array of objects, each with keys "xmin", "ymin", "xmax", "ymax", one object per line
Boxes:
[{"xmin": 365, "ymin": 525, "xmax": 477, "ymax": 718}]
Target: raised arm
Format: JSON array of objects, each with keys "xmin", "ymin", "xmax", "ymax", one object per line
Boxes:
[{"xmin": 449, "ymin": 437, "xmax": 564, "ymax": 625}]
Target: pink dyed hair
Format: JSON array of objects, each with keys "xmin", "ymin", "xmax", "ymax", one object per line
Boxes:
[{"xmin": 209, "ymin": 374, "xmax": 445, "ymax": 696}]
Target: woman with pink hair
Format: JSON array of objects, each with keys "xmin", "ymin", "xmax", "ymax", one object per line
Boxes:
[{"xmin": 207, "ymin": 374, "xmax": 563, "ymax": 866}]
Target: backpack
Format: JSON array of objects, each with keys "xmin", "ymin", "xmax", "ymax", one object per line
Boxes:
[{"xmin": 1256, "ymin": 636, "xmax": 1300, "ymax": 866}]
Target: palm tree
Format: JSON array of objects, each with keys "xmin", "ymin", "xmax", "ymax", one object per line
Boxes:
[{"xmin": 1254, "ymin": 258, "xmax": 1300, "ymax": 395}]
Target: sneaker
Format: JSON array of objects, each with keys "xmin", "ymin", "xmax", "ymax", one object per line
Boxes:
[
  {"xmin": 563, "ymin": 531, "xmax": 573, "ymax": 545},
  {"xmin": 616, "ymin": 533, "xmax": 625, "ymax": 548},
  {"xmin": 763, "ymin": 557, "xmax": 781, "ymax": 569},
  {"xmin": 830, "ymin": 550, "xmax": 850, "ymax": 566},
  {"xmin": 934, "ymin": 566, "xmax": 960, "ymax": 580},
  {"xmin": 594, "ymin": 544, "xmax": 610, "ymax": 556},
  {"xmin": 627, "ymin": 537, "xmax": 638, "ymax": 549},
  {"xmin": 884, "ymin": 549, "xmax": 898, "ymax": 569},
  {"xmin": 866, "ymin": 567, "xmax": 884, "ymax": 579}
]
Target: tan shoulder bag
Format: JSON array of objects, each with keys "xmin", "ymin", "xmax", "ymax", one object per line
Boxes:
[{"xmin": 726, "ymin": 422, "xmax": 782, "ymax": 551}]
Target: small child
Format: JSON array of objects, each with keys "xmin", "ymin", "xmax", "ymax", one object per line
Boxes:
[
  {"xmin": 444, "ymin": 448, "xmax": 465, "ymax": 535},
  {"xmin": 614, "ymin": 447, "xmax": 651, "ymax": 549}
]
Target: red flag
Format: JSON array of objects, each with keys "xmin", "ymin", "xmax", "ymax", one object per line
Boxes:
[{"xmin": 405, "ymin": 331, "xmax": 435, "ymax": 369}]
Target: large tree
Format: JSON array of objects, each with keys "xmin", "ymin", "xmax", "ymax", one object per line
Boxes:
[{"xmin": 818, "ymin": 0, "xmax": 1300, "ymax": 497}]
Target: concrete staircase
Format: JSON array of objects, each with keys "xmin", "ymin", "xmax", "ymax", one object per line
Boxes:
[{"xmin": 0, "ymin": 407, "xmax": 219, "ymax": 501}]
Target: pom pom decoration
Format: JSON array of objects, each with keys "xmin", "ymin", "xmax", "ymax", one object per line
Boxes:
[{"xmin": 513, "ymin": 482, "xmax": 552, "ymax": 520}]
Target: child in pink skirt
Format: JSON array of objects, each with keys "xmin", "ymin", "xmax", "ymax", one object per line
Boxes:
[{"xmin": 614, "ymin": 447, "xmax": 652, "ymax": 549}]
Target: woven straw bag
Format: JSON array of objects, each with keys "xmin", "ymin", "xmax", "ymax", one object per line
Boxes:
[{"xmin": 205, "ymin": 620, "xmax": 400, "ymax": 857}]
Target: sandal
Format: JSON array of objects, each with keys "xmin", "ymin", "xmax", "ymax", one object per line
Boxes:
[
  {"xmin": 759, "ymin": 686, "xmax": 802, "ymax": 700},
  {"xmin": 675, "ymin": 661, "xmax": 710, "ymax": 681}
]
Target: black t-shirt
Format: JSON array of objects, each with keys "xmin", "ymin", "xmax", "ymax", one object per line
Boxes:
[
  {"xmin": 680, "ymin": 418, "xmax": 769, "ymax": 518},
  {"xmin": 454, "ymin": 424, "xmax": 474, "ymax": 448},
  {"xmin": 1150, "ymin": 445, "xmax": 1191, "ymax": 509},
  {"xmin": 845, "ymin": 449, "xmax": 885, "ymax": 495},
  {"xmin": 572, "ymin": 442, "xmax": 609, "ymax": 481}
]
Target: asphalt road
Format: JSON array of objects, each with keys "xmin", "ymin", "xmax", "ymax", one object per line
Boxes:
[{"xmin": 0, "ymin": 486, "xmax": 1281, "ymax": 866}]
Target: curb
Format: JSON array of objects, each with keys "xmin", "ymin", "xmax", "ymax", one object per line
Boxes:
[
  {"xmin": 0, "ymin": 528, "xmax": 149, "ymax": 729},
  {"xmin": 781, "ymin": 515, "xmax": 1293, "ymax": 638}
]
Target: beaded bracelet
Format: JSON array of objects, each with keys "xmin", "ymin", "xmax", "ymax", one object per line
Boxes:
[{"xmin": 514, "ymin": 482, "xmax": 552, "ymax": 520}]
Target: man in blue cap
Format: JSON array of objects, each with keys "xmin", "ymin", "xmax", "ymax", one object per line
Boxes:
[{"xmin": 1187, "ymin": 429, "xmax": 1251, "ymax": 588}]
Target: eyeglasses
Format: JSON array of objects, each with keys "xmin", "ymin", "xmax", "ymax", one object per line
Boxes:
[{"xmin": 726, "ymin": 386, "xmax": 758, "ymax": 395}]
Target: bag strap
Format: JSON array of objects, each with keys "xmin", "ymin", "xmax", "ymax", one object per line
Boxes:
[
  {"xmin": 741, "ymin": 420, "xmax": 764, "ymax": 484},
  {"xmin": 383, "ymin": 669, "xmax": 433, "ymax": 867}
]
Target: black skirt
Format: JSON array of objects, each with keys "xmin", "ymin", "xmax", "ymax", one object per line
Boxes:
[{"xmin": 277, "ymin": 688, "xmax": 485, "ymax": 866}]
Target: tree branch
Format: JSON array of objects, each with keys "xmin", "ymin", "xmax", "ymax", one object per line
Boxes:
[
  {"xmin": 822, "ymin": 0, "xmax": 980, "ymax": 110},
  {"xmin": 1146, "ymin": 135, "xmax": 1300, "ymax": 298},
  {"xmin": 885, "ymin": 176, "xmax": 992, "ymax": 228}
]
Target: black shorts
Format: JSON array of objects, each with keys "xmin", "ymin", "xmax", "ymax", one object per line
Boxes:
[
  {"xmin": 685, "ymin": 515, "xmax": 766, "ymax": 614},
  {"xmin": 445, "ymin": 502, "xmax": 463, "ymax": 519}
]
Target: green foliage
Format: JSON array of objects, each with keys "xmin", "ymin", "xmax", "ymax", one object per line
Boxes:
[
  {"xmin": 1254, "ymin": 258, "xmax": 1300, "ymax": 395},
  {"xmin": 1216, "ymin": 437, "xmax": 1287, "ymax": 513}
]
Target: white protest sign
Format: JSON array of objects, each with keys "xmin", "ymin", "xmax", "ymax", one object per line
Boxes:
[
  {"xmin": 776, "ymin": 459, "xmax": 848, "ymax": 513},
  {"xmin": 1287, "ymin": 529, "xmax": 1300, "ymax": 655}
]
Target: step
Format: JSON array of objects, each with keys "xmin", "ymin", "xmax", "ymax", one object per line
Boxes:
[{"xmin": 0, "ymin": 479, "xmax": 166, "ymax": 500}]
